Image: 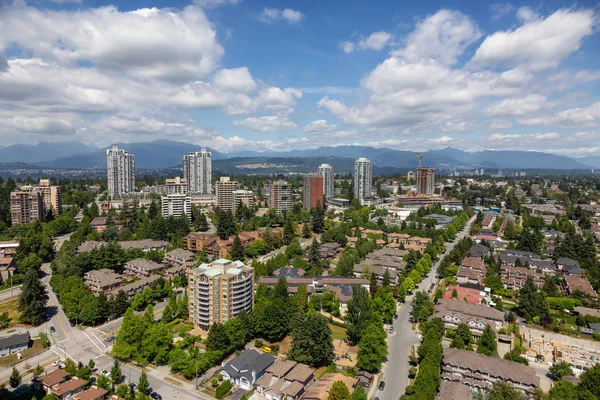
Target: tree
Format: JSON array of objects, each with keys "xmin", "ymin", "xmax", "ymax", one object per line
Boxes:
[
  {"xmin": 138, "ymin": 371, "xmax": 149, "ymax": 395},
  {"xmin": 549, "ymin": 360, "xmax": 574, "ymax": 380},
  {"xmin": 32, "ymin": 364, "xmax": 44, "ymax": 380},
  {"xmin": 401, "ymin": 277, "xmax": 415, "ymax": 293},
  {"xmin": 517, "ymin": 276, "xmax": 549, "ymax": 321},
  {"xmin": 311, "ymin": 205, "xmax": 325, "ymax": 234},
  {"xmin": 488, "ymin": 382, "xmax": 525, "ymax": 400},
  {"xmin": 19, "ymin": 269, "xmax": 48, "ymax": 325},
  {"xmin": 382, "ymin": 269, "xmax": 391, "ymax": 287},
  {"xmin": 327, "ymin": 381, "xmax": 350, "ymax": 400},
  {"xmin": 290, "ymin": 312, "xmax": 334, "ymax": 368},
  {"xmin": 357, "ymin": 322, "xmax": 387, "ymax": 373},
  {"xmin": 96, "ymin": 375, "xmax": 112, "ymax": 391},
  {"xmin": 88, "ymin": 359, "xmax": 95, "ymax": 370},
  {"xmin": 302, "ymin": 222, "xmax": 311, "ymax": 239},
  {"xmin": 230, "ymin": 235, "xmax": 245, "ymax": 261},
  {"xmin": 308, "ymin": 238, "xmax": 321, "ymax": 276},
  {"xmin": 295, "ymin": 284, "xmax": 308, "ymax": 312},
  {"xmin": 504, "ymin": 350, "xmax": 528, "ymax": 365},
  {"xmin": 476, "ymin": 325, "xmax": 498, "ymax": 356},
  {"xmin": 283, "ymin": 216, "xmax": 296, "ymax": 245},
  {"xmin": 142, "ymin": 323, "xmax": 173, "ymax": 364},
  {"xmin": 225, "ymin": 318, "xmax": 248, "ymax": 351},
  {"xmin": 110, "ymin": 359, "xmax": 122, "ymax": 383},
  {"xmin": 451, "ymin": 323, "xmax": 473, "ymax": 350},
  {"xmin": 350, "ymin": 386, "xmax": 367, "ymax": 400},
  {"xmin": 346, "ymin": 287, "xmax": 371, "ymax": 345},
  {"xmin": 9, "ymin": 367, "xmax": 21, "ymax": 388},
  {"xmin": 410, "ymin": 292, "xmax": 434, "ymax": 322},
  {"xmin": 581, "ymin": 364, "xmax": 600, "ymax": 397},
  {"xmin": 372, "ymin": 286, "xmax": 395, "ymax": 324},
  {"xmin": 273, "ymin": 277, "xmax": 289, "ymax": 301},
  {"xmin": 206, "ymin": 323, "xmax": 230, "ymax": 353}
]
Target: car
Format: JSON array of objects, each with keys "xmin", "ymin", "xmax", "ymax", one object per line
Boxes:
[
  {"xmin": 52, "ymin": 360, "xmax": 63, "ymax": 367},
  {"xmin": 394, "ymin": 314, "xmax": 398, "ymax": 320},
  {"xmin": 101, "ymin": 370, "xmax": 110, "ymax": 377},
  {"xmin": 389, "ymin": 326, "xmax": 394, "ymax": 334},
  {"xmin": 50, "ymin": 326, "xmax": 56, "ymax": 333},
  {"xmin": 379, "ymin": 381, "xmax": 385, "ymax": 391},
  {"xmin": 150, "ymin": 392, "xmax": 162, "ymax": 400}
]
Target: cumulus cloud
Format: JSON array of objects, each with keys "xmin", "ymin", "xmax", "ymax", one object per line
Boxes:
[
  {"xmin": 303, "ymin": 120, "xmax": 337, "ymax": 133},
  {"xmin": 259, "ymin": 8, "xmax": 304, "ymax": 24},
  {"xmin": 518, "ymin": 102, "xmax": 600, "ymax": 128},
  {"xmin": 470, "ymin": 9, "xmax": 595, "ymax": 70},
  {"xmin": 391, "ymin": 9, "xmax": 482, "ymax": 65},
  {"xmin": 340, "ymin": 31, "xmax": 392, "ymax": 53},
  {"xmin": 213, "ymin": 67, "xmax": 257, "ymax": 92},
  {"xmin": 485, "ymin": 94, "xmax": 546, "ymax": 116},
  {"xmin": 232, "ymin": 116, "xmax": 297, "ymax": 132}
]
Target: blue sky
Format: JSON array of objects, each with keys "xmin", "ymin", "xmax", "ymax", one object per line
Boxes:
[{"xmin": 0, "ymin": 0, "xmax": 598, "ymax": 156}]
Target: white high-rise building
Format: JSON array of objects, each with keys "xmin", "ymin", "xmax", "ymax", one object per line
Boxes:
[
  {"xmin": 216, "ymin": 177, "xmax": 239, "ymax": 212},
  {"xmin": 270, "ymin": 180, "xmax": 292, "ymax": 214},
  {"xmin": 107, "ymin": 146, "xmax": 135, "ymax": 197},
  {"xmin": 161, "ymin": 193, "xmax": 191, "ymax": 220},
  {"xmin": 354, "ymin": 158, "xmax": 372, "ymax": 202},
  {"xmin": 317, "ymin": 163, "xmax": 334, "ymax": 199},
  {"xmin": 183, "ymin": 148, "xmax": 212, "ymax": 195}
]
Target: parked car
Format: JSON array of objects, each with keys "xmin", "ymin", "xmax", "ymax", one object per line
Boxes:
[
  {"xmin": 101, "ymin": 370, "xmax": 110, "ymax": 377},
  {"xmin": 150, "ymin": 392, "xmax": 162, "ymax": 400},
  {"xmin": 52, "ymin": 360, "xmax": 62, "ymax": 367},
  {"xmin": 50, "ymin": 326, "xmax": 56, "ymax": 333},
  {"xmin": 389, "ymin": 327, "xmax": 394, "ymax": 334},
  {"xmin": 379, "ymin": 381, "xmax": 385, "ymax": 390},
  {"xmin": 394, "ymin": 314, "xmax": 398, "ymax": 320}
]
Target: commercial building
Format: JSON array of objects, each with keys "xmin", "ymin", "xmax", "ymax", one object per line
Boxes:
[
  {"xmin": 38, "ymin": 179, "xmax": 62, "ymax": 216},
  {"xmin": 183, "ymin": 148, "xmax": 212, "ymax": 195},
  {"xmin": 303, "ymin": 174, "xmax": 324, "ymax": 211},
  {"xmin": 354, "ymin": 158, "xmax": 372, "ymax": 202},
  {"xmin": 317, "ymin": 164, "xmax": 334, "ymax": 199},
  {"xmin": 161, "ymin": 193, "xmax": 191, "ymax": 219},
  {"xmin": 270, "ymin": 180, "xmax": 292, "ymax": 214},
  {"xmin": 188, "ymin": 259, "xmax": 254, "ymax": 329},
  {"xmin": 106, "ymin": 146, "xmax": 135, "ymax": 197},
  {"xmin": 10, "ymin": 190, "xmax": 43, "ymax": 224},
  {"xmin": 165, "ymin": 177, "xmax": 189, "ymax": 195},
  {"xmin": 216, "ymin": 176, "xmax": 239, "ymax": 212},
  {"xmin": 416, "ymin": 167, "xmax": 435, "ymax": 195},
  {"xmin": 232, "ymin": 189, "xmax": 254, "ymax": 209}
]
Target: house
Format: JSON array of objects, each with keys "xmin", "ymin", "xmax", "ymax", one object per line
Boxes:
[
  {"xmin": 220, "ymin": 349, "xmax": 275, "ymax": 390},
  {"xmin": 432, "ymin": 299, "xmax": 504, "ymax": 337},
  {"xmin": 563, "ymin": 275, "xmax": 597, "ymax": 299},
  {"xmin": 84, "ymin": 269, "xmax": 123, "ymax": 295},
  {"xmin": 0, "ymin": 329, "xmax": 30, "ymax": 357},
  {"xmin": 442, "ymin": 286, "xmax": 485, "ymax": 304},
  {"xmin": 474, "ymin": 234, "xmax": 502, "ymax": 244},
  {"xmin": 38, "ymin": 368, "xmax": 69, "ymax": 393},
  {"xmin": 441, "ymin": 348, "xmax": 540, "ymax": 396},
  {"xmin": 124, "ymin": 258, "xmax": 165, "ymax": 278},
  {"xmin": 90, "ymin": 217, "xmax": 120, "ymax": 232},
  {"xmin": 435, "ymin": 380, "xmax": 472, "ymax": 400},
  {"xmin": 302, "ymin": 373, "xmax": 357, "ymax": 400},
  {"xmin": 0, "ymin": 240, "xmax": 19, "ymax": 258},
  {"xmin": 0, "ymin": 257, "xmax": 16, "ymax": 282},
  {"xmin": 557, "ymin": 258, "xmax": 583, "ymax": 275},
  {"xmin": 256, "ymin": 360, "xmax": 315, "ymax": 400},
  {"xmin": 461, "ymin": 257, "xmax": 485, "ymax": 272},
  {"xmin": 499, "ymin": 266, "xmax": 544, "ymax": 291},
  {"xmin": 165, "ymin": 248, "xmax": 196, "ymax": 268},
  {"xmin": 73, "ymin": 386, "xmax": 108, "ymax": 400},
  {"xmin": 319, "ymin": 242, "xmax": 343, "ymax": 259},
  {"xmin": 163, "ymin": 265, "xmax": 186, "ymax": 280},
  {"xmin": 51, "ymin": 377, "xmax": 88, "ymax": 398},
  {"xmin": 456, "ymin": 267, "xmax": 483, "ymax": 286}
]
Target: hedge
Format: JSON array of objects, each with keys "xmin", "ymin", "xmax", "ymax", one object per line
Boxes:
[
  {"xmin": 546, "ymin": 297, "xmax": 582, "ymax": 311},
  {"xmin": 216, "ymin": 380, "xmax": 232, "ymax": 399}
]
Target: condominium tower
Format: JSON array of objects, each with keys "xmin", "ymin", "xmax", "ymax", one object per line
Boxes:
[
  {"xmin": 216, "ymin": 177, "xmax": 239, "ymax": 212},
  {"xmin": 232, "ymin": 189, "xmax": 254, "ymax": 209},
  {"xmin": 354, "ymin": 158, "xmax": 372, "ymax": 202},
  {"xmin": 10, "ymin": 191, "xmax": 43, "ymax": 224},
  {"xmin": 38, "ymin": 179, "xmax": 62, "ymax": 216},
  {"xmin": 303, "ymin": 175, "xmax": 324, "ymax": 211},
  {"xmin": 183, "ymin": 148, "xmax": 212, "ymax": 195},
  {"xmin": 188, "ymin": 259, "xmax": 254, "ymax": 329},
  {"xmin": 270, "ymin": 180, "xmax": 292, "ymax": 214},
  {"xmin": 165, "ymin": 177, "xmax": 189, "ymax": 195},
  {"xmin": 161, "ymin": 193, "xmax": 191, "ymax": 220},
  {"xmin": 317, "ymin": 164, "xmax": 334, "ymax": 199},
  {"xmin": 416, "ymin": 167, "xmax": 435, "ymax": 195},
  {"xmin": 107, "ymin": 146, "xmax": 135, "ymax": 197}
]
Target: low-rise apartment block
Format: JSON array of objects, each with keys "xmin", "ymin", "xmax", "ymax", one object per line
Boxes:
[
  {"xmin": 256, "ymin": 360, "xmax": 315, "ymax": 400},
  {"xmin": 563, "ymin": 275, "xmax": 598, "ymax": 299},
  {"xmin": 124, "ymin": 258, "xmax": 165, "ymax": 278},
  {"xmin": 84, "ymin": 269, "xmax": 123, "ymax": 295},
  {"xmin": 432, "ymin": 298, "xmax": 504, "ymax": 337}
]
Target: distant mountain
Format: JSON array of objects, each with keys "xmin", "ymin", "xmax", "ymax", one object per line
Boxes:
[
  {"xmin": 578, "ymin": 156, "xmax": 600, "ymax": 169},
  {"xmin": 42, "ymin": 140, "xmax": 226, "ymax": 169},
  {"xmin": 0, "ymin": 142, "xmax": 97, "ymax": 163}
]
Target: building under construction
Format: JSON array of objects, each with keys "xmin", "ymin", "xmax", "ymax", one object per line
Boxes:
[{"xmin": 416, "ymin": 155, "xmax": 435, "ymax": 195}]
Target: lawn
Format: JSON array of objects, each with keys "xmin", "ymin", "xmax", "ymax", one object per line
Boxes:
[
  {"xmin": 0, "ymin": 296, "xmax": 20, "ymax": 330},
  {"xmin": 0, "ymin": 337, "xmax": 48, "ymax": 368},
  {"xmin": 329, "ymin": 324, "xmax": 347, "ymax": 341}
]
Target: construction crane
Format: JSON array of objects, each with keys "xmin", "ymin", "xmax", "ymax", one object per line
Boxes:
[{"xmin": 416, "ymin": 154, "xmax": 423, "ymax": 168}]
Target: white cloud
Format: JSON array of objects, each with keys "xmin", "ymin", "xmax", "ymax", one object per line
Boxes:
[
  {"xmin": 485, "ymin": 94, "xmax": 546, "ymax": 116},
  {"xmin": 303, "ymin": 120, "xmax": 337, "ymax": 133},
  {"xmin": 489, "ymin": 120, "xmax": 512, "ymax": 129},
  {"xmin": 470, "ymin": 9, "xmax": 595, "ymax": 70},
  {"xmin": 490, "ymin": 3, "xmax": 514, "ymax": 20},
  {"xmin": 517, "ymin": 102, "xmax": 600, "ymax": 128},
  {"xmin": 340, "ymin": 31, "xmax": 392, "ymax": 53},
  {"xmin": 232, "ymin": 116, "xmax": 297, "ymax": 132},
  {"xmin": 213, "ymin": 67, "xmax": 257, "ymax": 92},
  {"xmin": 516, "ymin": 6, "xmax": 539, "ymax": 22},
  {"xmin": 391, "ymin": 9, "xmax": 482, "ymax": 65},
  {"xmin": 193, "ymin": 0, "xmax": 241, "ymax": 8},
  {"xmin": 259, "ymin": 8, "xmax": 304, "ymax": 24}
]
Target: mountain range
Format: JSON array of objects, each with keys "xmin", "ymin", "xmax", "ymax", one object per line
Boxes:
[{"xmin": 1, "ymin": 139, "xmax": 594, "ymax": 172}]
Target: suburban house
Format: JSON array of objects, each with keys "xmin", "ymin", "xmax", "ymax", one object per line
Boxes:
[
  {"xmin": 456, "ymin": 267, "xmax": 483, "ymax": 286},
  {"xmin": 441, "ymin": 348, "xmax": 540, "ymax": 396},
  {"xmin": 37, "ymin": 368, "xmax": 69, "ymax": 393},
  {"xmin": 256, "ymin": 360, "xmax": 315, "ymax": 400},
  {"xmin": 220, "ymin": 349, "xmax": 275, "ymax": 390},
  {"xmin": 499, "ymin": 266, "xmax": 544, "ymax": 291},
  {"xmin": 0, "ymin": 329, "xmax": 30, "ymax": 357},
  {"xmin": 432, "ymin": 299, "xmax": 504, "ymax": 337},
  {"xmin": 124, "ymin": 258, "xmax": 165, "ymax": 278},
  {"xmin": 557, "ymin": 258, "xmax": 583, "ymax": 275},
  {"xmin": 50, "ymin": 377, "xmax": 88, "ymax": 398},
  {"xmin": 73, "ymin": 386, "xmax": 109, "ymax": 400},
  {"xmin": 468, "ymin": 244, "xmax": 490, "ymax": 259},
  {"xmin": 303, "ymin": 373, "xmax": 357, "ymax": 400},
  {"xmin": 90, "ymin": 217, "xmax": 121, "ymax": 232},
  {"xmin": 84, "ymin": 269, "xmax": 123, "ymax": 295}
]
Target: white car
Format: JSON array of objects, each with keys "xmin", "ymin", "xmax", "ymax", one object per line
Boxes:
[
  {"xmin": 52, "ymin": 360, "xmax": 62, "ymax": 367},
  {"xmin": 101, "ymin": 370, "xmax": 110, "ymax": 377}
]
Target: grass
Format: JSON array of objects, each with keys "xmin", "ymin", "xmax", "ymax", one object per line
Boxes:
[
  {"xmin": 329, "ymin": 323, "xmax": 347, "ymax": 341},
  {"xmin": 0, "ymin": 338, "xmax": 48, "ymax": 368},
  {"xmin": 0, "ymin": 296, "xmax": 20, "ymax": 329}
]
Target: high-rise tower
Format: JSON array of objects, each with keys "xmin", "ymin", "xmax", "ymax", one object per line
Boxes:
[
  {"xmin": 354, "ymin": 158, "xmax": 372, "ymax": 201},
  {"xmin": 183, "ymin": 148, "xmax": 212, "ymax": 195},
  {"xmin": 107, "ymin": 146, "xmax": 135, "ymax": 197},
  {"xmin": 317, "ymin": 163, "xmax": 334, "ymax": 199}
]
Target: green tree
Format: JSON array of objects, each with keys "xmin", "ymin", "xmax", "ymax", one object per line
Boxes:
[
  {"xmin": 273, "ymin": 277, "xmax": 289, "ymax": 300},
  {"xmin": 451, "ymin": 323, "xmax": 474, "ymax": 350},
  {"xmin": 357, "ymin": 322, "xmax": 387, "ymax": 373},
  {"xmin": 346, "ymin": 287, "xmax": 371, "ymax": 345},
  {"xmin": 517, "ymin": 275, "xmax": 549, "ymax": 321},
  {"xmin": 9, "ymin": 367, "xmax": 21, "ymax": 388},
  {"xmin": 549, "ymin": 360, "xmax": 574, "ymax": 380},
  {"xmin": 19, "ymin": 269, "xmax": 48, "ymax": 325},
  {"xmin": 96, "ymin": 375, "xmax": 112, "ymax": 391},
  {"xmin": 302, "ymin": 222, "xmax": 311, "ymax": 239},
  {"xmin": 138, "ymin": 371, "xmax": 149, "ymax": 395},
  {"xmin": 295, "ymin": 284, "xmax": 308, "ymax": 312},
  {"xmin": 488, "ymin": 381, "xmax": 525, "ymax": 400},
  {"xmin": 371, "ymin": 286, "xmax": 396, "ymax": 324},
  {"xmin": 283, "ymin": 216, "xmax": 296, "ymax": 245},
  {"xmin": 230, "ymin": 235, "xmax": 245, "ymax": 261},
  {"xmin": 308, "ymin": 238, "xmax": 322, "ymax": 276},
  {"xmin": 110, "ymin": 359, "xmax": 122, "ymax": 383},
  {"xmin": 580, "ymin": 363, "xmax": 600, "ymax": 397},
  {"xmin": 311, "ymin": 205, "xmax": 325, "ymax": 234},
  {"xmin": 382, "ymin": 269, "xmax": 391, "ymax": 287},
  {"xmin": 410, "ymin": 291, "xmax": 434, "ymax": 322},
  {"xmin": 142, "ymin": 323, "xmax": 173, "ymax": 364},
  {"xmin": 350, "ymin": 386, "xmax": 367, "ymax": 400},
  {"xmin": 206, "ymin": 323, "xmax": 230, "ymax": 353},
  {"xmin": 290, "ymin": 312, "xmax": 334, "ymax": 368},
  {"xmin": 32, "ymin": 364, "xmax": 44, "ymax": 380},
  {"xmin": 327, "ymin": 381, "xmax": 350, "ymax": 400},
  {"xmin": 476, "ymin": 325, "xmax": 498, "ymax": 356},
  {"xmin": 225, "ymin": 318, "xmax": 248, "ymax": 351}
]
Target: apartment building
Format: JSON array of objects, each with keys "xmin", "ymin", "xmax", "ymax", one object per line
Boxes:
[
  {"xmin": 38, "ymin": 179, "xmax": 62, "ymax": 216},
  {"xmin": 124, "ymin": 258, "xmax": 165, "ymax": 278},
  {"xmin": 354, "ymin": 158, "xmax": 372, "ymax": 202},
  {"xmin": 232, "ymin": 189, "xmax": 254, "ymax": 209},
  {"xmin": 416, "ymin": 167, "xmax": 435, "ymax": 195},
  {"xmin": 183, "ymin": 148, "xmax": 212, "ymax": 195},
  {"xmin": 161, "ymin": 193, "xmax": 191, "ymax": 219},
  {"xmin": 270, "ymin": 180, "xmax": 292, "ymax": 214},
  {"xmin": 563, "ymin": 275, "xmax": 598, "ymax": 299},
  {"xmin": 188, "ymin": 259, "xmax": 254, "ymax": 329},
  {"xmin": 10, "ymin": 190, "xmax": 43, "ymax": 224},
  {"xmin": 216, "ymin": 177, "xmax": 239, "ymax": 212},
  {"xmin": 317, "ymin": 164, "xmax": 334, "ymax": 199},
  {"xmin": 165, "ymin": 177, "xmax": 189, "ymax": 195},
  {"xmin": 432, "ymin": 298, "xmax": 504, "ymax": 337},
  {"xmin": 303, "ymin": 175, "xmax": 324, "ymax": 211},
  {"xmin": 106, "ymin": 146, "xmax": 135, "ymax": 197},
  {"xmin": 84, "ymin": 269, "xmax": 123, "ymax": 295}
]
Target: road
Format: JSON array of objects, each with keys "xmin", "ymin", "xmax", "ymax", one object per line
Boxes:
[{"xmin": 376, "ymin": 215, "xmax": 476, "ymax": 400}]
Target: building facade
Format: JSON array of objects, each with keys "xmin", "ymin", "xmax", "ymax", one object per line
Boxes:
[
  {"xmin": 165, "ymin": 177, "xmax": 189, "ymax": 195},
  {"xmin": 416, "ymin": 167, "xmax": 435, "ymax": 195},
  {"xmin": 188, "ymin": 259, "xmax": 254, "ymax": 329},
  {"xmin": 303, "ymin": 175, "xmax": 324, "ymax": 211},
  {"xmin": 317, "ymin": 164, "xmax": 334, "ymax": 199},
  {"xmin": 161, "ymin": 193, "xmax": 191, "ymax": 219},
  {"xmin": 10, "ymin": 191, "xmax": 43, "ymax": 224},
  {"xmin": 38, "ymin": 179, "xmax": 62, "ymax": 216},
  {"xmin": 106, "ymin": 146, "xmax": 135, "ymax": 197},
  {"xmin": 270, "ymin": 180, "xmax": 292, "ymax": 214},
  {"xmin": 216, "ymin": 177, "xmax": 239, "ymax": 212},
  {"xmin": 354, "ymin": 158, "xmax": 372, "ymax": 202},
  {"xmin": 183, "ymin": 148, "xmax": 212, "ymax": 195},
  {"xmin": 232, "ymin": 189, "xmax": 254, "ymax": 209}
]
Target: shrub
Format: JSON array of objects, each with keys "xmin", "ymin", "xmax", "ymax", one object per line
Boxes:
[
  {"xmin": 254, "ymin": 340, "xmax": 263, "ymax": 348},
  {"xmin": 216, "ymin": 380, "xmax": 232, "ymax": 399},
  {"xmin": 218, "ymin": 373, "xmax": 223, "ymax": 381},
  {"xmin": 211, "ymin": 378, "xmax": 219, "ymax": 388},
  {"xmin": 408, "ymin": 367, "xmax": 417, "ymax": 378}
]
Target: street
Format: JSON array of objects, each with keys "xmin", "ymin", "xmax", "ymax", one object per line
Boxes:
[{"xmin": 376, "ymin": 215, "xmax": 476, "ymax": 400}]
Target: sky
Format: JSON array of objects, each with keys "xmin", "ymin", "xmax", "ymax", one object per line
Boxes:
[{"xmin": 0, "ymin": 0, "xmax": 599, "ymax": 156}]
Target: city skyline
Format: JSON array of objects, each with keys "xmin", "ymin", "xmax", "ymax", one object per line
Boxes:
[{"xmin": 0, "ymin": 1, "xmax": 598, "ymax": 157}]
